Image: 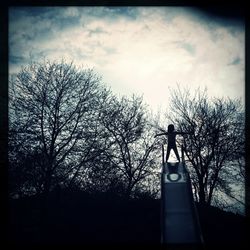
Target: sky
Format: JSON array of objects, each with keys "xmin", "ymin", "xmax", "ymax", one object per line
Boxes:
[{"xmin": 9, "ymin": 6, "xmax": 245, "ymax": 113}]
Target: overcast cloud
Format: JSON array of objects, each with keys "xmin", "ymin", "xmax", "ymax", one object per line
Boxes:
[{"xmin": 9, "ymin": 7, "xmax": 245, "ymax": 112}]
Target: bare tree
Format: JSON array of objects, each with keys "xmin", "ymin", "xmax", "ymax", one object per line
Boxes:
[
  {"xmin": 166, "ymin": 86, "xmax": 244, "ymax": 207},
  {"xmin": 99, "ymin": 95, "xmax": 158, "ymax": 198},
  {"xmin": 9, "ymin": 60, "xmax": 109, "ymax": 197}
]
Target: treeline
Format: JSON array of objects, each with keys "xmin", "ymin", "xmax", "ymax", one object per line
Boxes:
[
  {"xmin": 9, "ymin": 60, "xmax": 160, "ymax": 200},
  {"xmin": 9, "ymin": 60, "xmax": 245, "ymax": 213}
]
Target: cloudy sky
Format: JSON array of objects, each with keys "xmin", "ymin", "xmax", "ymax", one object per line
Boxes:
[{"xmin": 9, "ymin": 7, "xmax": 245, "ymax": 112}]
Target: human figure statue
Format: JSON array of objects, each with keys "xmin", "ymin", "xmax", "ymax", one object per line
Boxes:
[{"xmin": 154, "ymin": 124, "xmax": 192, "ymax": 163}]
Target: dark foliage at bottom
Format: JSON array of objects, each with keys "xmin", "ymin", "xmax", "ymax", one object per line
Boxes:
[{"xmin": 7, "ymin": 190, "xmax": 246, "ymax": 248}]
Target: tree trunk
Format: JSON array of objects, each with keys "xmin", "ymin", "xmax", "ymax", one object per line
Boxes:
[
  {"xmin": 126, "ymin": 178, "xmax": 134, "ymax": 199},
  {"xmin": 198, "ymin": 180, "xmax": 206, "ymax": 205}
]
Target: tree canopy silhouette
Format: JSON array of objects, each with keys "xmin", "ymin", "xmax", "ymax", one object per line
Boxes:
[
  {"xmin": 9, "ymin": 60, "xmax": 109, "ymax": 197},
  {"xmin": 8, "ymin": 60, "xmax": 158, "ymax": 199},
  {"xmin": 98, "ymin": 95, "xmax": 158, "ymax": 198},
  {"xmin": 167, "ymin": 86, "xmax": 245, "ymax": 207}
]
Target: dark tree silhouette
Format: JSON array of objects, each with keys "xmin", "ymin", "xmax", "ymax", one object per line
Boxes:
[
  {"xmin": 165, "ymin": 86, "xmax": 244, "ymax": 207},
  {"xmin": 9, "ymin": 60, "xmax": 109, "ymax": 197},
  {"xmin": 98, "ymin": 95, "xmax": 158, "ymax": 198}
]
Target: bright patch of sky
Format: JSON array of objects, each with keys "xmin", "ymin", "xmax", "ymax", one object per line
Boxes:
[{"xmin": 9, "ymin": 6, "xmax": 245, "ymax": 113}]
